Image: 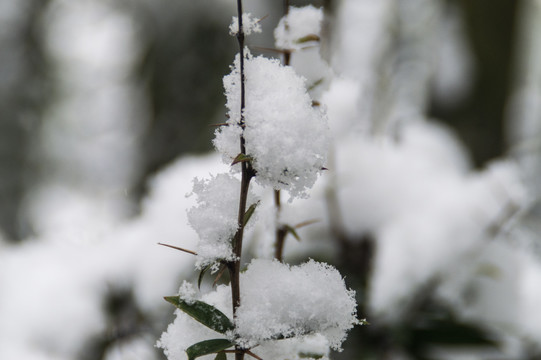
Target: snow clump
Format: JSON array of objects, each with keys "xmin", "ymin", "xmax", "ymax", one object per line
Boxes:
[
  {"xmin": 274, "ymin": 5, "xmax": 323, "ymax": 51},
  {"xmin": 229, "ymin": 13, "xmax": 262, "ymax": 36},
  {"xmin": 214, "ymin": 51, "xmax": 330, "ymax": 199},
  {"xmin": 235, "ymin": 259, "xmax": 357, "ymax": 350},
  {"xmin": 187, "ymin": 173, "xmax": 259, "ymax": 270},
  {"xmin": 157, "ymin": 259, "xmax": 357, "ymax": 360}
]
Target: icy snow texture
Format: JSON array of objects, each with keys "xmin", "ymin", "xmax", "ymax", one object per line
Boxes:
[
  {"xmin": 187, "ymin": 173, "xmax": 259, "ymax": 269},
  {"xmin": 229, "ymin": 13, "xmax": 261, "ymax": 36},
  {"xmin": 274, "ymin": 5, "xmax": 323, "ymax": 51},
  {"xmin": 157, "ymin": 259, "xmax": 356, "ymax": 359},
  {"xmin": 235, "ymin": 259, "xmax": 357, "ymax": 350},
  {"xmin": 214, "ymin": 52, "xmax": 329, "ymax": 198}
]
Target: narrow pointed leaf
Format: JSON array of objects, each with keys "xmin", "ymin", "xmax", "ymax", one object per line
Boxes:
[
  {"xmin": 295, "ymin": 34, "xmax": 320, "ymax": 44},
  {"xmin": 243, "ymin": 202, "xmax": 259, "ymax": 226},
  {"xmin": 231, "ymin": 153, "xmax": 253, "ymax": 166},
  {"xmin": 299, "ymin": 352, "xmax": 324, "ymax": 359},
  {"xmin": 198, "ymin": 264, "xmax": 212, "ymax": 290},
  {"xmin": 285, "ymin": 225, "xmax": 301, "ymax": 241},
  {"xmin": 164, "ymin": 296, "xmax": 234, "ymax": 334},
  {"xmin": 215, "ymin": 351, "xmax": 227, "ymax": 360},
  {"xmin": 186, "ymin": 339, "xmax": 234, "ymax": 360}
]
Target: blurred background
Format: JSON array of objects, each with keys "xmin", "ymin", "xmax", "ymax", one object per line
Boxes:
[{"xmin": 1, "ymin": 0, "xmax": 540, "ymax": 359}]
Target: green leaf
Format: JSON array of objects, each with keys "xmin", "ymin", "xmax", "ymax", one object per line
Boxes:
[
  {"xmin": 198, "ymin": 265, "xmax": 212, "ymax": 290},
  {"xmin": 186, "ymin": 339, "xmax": 234, "ymax": 360},
  {"xmin": 231, "ymin": 153, "xmax": 253, "ymax": 166},
  {"xmin": 164, "ymin": 296, "xmax": 234, "ymax": 334},
  {"xmin": 285, "ymin": 225, "xmax": 300, "ymax": 241},
  {"xmin": 358, "ymin": 318, "xmax": 370, "ymax": 325},
  {"xmin": 243, "ymin": 202, "xmax": 259, "ymax": 226},
  {"xmin": 295, "ymin": 34, "xmax": 320, "ymax": 44},
  {"xmin": 299, "ymin": 352, "xmax": 324, "ymax": 359},
  {"xmin": 215, "ymin": 351, "xmax": 227, "ymax": 360}
]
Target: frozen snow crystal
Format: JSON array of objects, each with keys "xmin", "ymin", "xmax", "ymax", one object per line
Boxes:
[
  {"xmin": 229, "ymin": 13, "xmax": 262, "ymax": 36},
  {"xmin": 235, "ymin": 259, "xmax": 357, "ymax": 350},
  {"xmin": 187, "ymin": 173, "xmax": 258, "ymax": 269},
  {"xmin": 275, "ymin": 5, "xmax": 323, "ymax": 51},
  {"xmin": 214, "ymin": 51, "xmax": 330, "ymax": 199}
]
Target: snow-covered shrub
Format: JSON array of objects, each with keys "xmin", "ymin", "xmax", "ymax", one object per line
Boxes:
[{"xmin": 158, "ymin": 4, "xmax": 357, "ymax": 360}]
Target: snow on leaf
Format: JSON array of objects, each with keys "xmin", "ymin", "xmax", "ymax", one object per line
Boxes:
[{"xmin": 164, "ymin": 296, "xmax": 235, "ymax": 334}]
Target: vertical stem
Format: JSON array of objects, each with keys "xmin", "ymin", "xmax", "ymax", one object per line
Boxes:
[{"xmin": 229, "ymin": 2, "xmax": 252, "ymax": 360}]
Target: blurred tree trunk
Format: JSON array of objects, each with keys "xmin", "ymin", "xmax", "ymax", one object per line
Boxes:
[
  {"xmin": 0, "ymin": 0, "xmax": 49, "ymax": 241},
  {"xmin": 430, "ymin": 0, "xmax": 522, "ymax": 166}
]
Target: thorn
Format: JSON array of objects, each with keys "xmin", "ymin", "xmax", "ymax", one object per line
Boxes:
[
  {"xmin": 158, "ymin": 243, "xmax": 197, "ymax": 256},
  {"xmin": 294, "ymin": 219, "xmax": 320, "ymax": 228},
  {"xmin": 256, "ymin": 14, "xmax": 269, "ymax": 24}
]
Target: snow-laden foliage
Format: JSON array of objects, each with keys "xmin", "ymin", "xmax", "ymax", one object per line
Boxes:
[
  {"xmin": 187, "ymin": 173, "xmax": 259, "ymax": 269},
  {"xmin": 213, "ymin": 51, "xmax": 330, "ymax": 199},
  {"xmin": 157, "ymin": 259, "xmax": 356, "ymax": 359},
  {"xmin": 274, "ymin": 5, "xmax": 323, "ymax": 51},
  {"xmin": 234, "ymin": 259, "xmax": 357, "ymax": 350}
]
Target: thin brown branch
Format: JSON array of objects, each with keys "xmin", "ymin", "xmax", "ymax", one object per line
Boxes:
[
  {"xmin": 157, "ymin": 243, "xmax": 197, "ymax": 256},
  {"xmin": 230, "ymin": 2, "xmax": 250, "ymax": 360}
]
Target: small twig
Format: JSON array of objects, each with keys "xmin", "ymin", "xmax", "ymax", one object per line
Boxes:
[{"xmin": 157, "ymin": 243, "xmax": 197, "ymax": 256}]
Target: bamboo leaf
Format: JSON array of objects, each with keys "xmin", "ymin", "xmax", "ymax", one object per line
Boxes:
[
  {"xmin": 198, "ymin": 264, "xmax": 212, "ymax": 290},
  {"xmin": 243, "ymin": 202, "xmax": 259, "ymax": 226},
  {"xmin": 299, "ymin": 352, "xmax": 324, "ymax": 359},
  {"xmin": 186, "ymin": 339, "xmax": 235, "ymax": 360},
  {"xmin": 285, "ymin": 224, "xmax": 301, "ymax": 241},
  {"xmin": 164, "ymin": 296, "xmax": 234, "ymax": 334},
  {"xmin": 231, "ymin": 153, "xmax": 253, "ymax": 166},
  {"xmin": 295, "ymin": 34, "xmax": 320, "ymax": 44},
  {"xmin": 215, "ymin": 351, "xmax": 227, "ymax": 360}
]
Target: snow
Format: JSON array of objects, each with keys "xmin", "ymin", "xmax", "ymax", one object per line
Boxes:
[
  {"xmin": 157, "ymin": 285, "xmax": 233, "ymax": 360},
  {"xmin": 0, "ymin": 153, "xmax": 226, "ymax": 359},
  {"xmin": 235, "ymin": 259, "xmax": 357, "ymax": 350},
  {"xmin": 229, "ymin": 13, "xmax": 262, "ymax": 36},
  {"xmin": 274, "ymin": 6, "xmax": 333, "ymax": 100},
  {"xmin": 157, "ymin": 259, "xmax": 357, "ymax": 359},
  {"xmin": 214, "ymin": 51, "xmax": 330, "ymax": 199},
  {"xmin": 274, "ymin": 5, "xmax": 323, "ymax": 51},
  {"xmin": 188, "ymin": 173, "xmax": 259, "ymax": 270}
]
